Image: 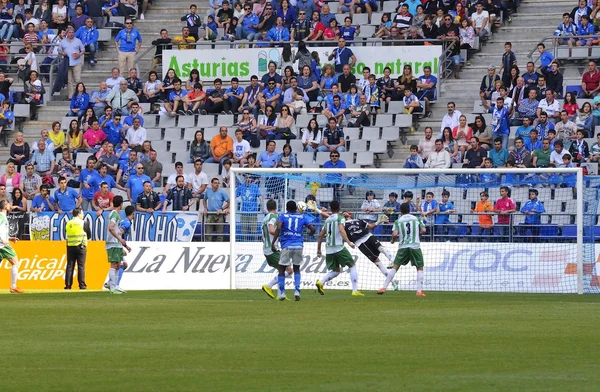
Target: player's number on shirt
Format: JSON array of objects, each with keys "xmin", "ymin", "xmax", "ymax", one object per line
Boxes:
[
  {"xmin": 287, "ymin": 216, "xmax": 300, "ymax": 232},
  {"xmin": 405, "ymin": 222, "xmax": 411, "ymax": 235}
]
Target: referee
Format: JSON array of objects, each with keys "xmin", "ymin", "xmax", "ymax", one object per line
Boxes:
[{"xmin": 65, "ymin": 207, "xmax": 92, "ymax": 290}]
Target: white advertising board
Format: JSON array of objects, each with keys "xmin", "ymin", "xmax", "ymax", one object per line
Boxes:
[
  {"xmin": 162, "ymin": 46, "xmax": 442, "ymax": 80},
  {"xmin": 118, "ymin": 242, "xmax": 582, "ymax": 294}
]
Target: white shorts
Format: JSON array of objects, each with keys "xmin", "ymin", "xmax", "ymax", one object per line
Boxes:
[{"xmin": 279, "ymin": 247, "xmax": 303, "ymax": 266}]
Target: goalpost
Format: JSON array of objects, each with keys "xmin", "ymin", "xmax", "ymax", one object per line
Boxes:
[{"xmin": 229, "ymin": 167, "xmax": 595, "ymax": 295}]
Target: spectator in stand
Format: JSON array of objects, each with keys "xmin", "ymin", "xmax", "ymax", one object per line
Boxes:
[
  {"xmin": 487, "ymin": 97, "xmax": 511, "ymax": 150},
  {"xmin": 182, "ymin": 83, "xmax": 206, "ymax": 115},
  {"xmin": 67, "ymin": 82, "xmax": 89, "ymax": 118},
  {"xmin": 480, "ymin": 66, "xmax": 500, "ymax": 100},
  {"xmin": 416, "ymin": 65, "xmax": 437, "ymax": 103},
  {"xmin": 563, "ymin": 92, "xmax": 579, "ymax": 119},
  {"xmin": 571, "ymin": 0, "xmax": 592, "ymax": 26},
  {"xmin": 83, "ymin": 120, "xmax": 107, "ymax": 153},
  {"xmin": 306, "ymin": 10, "xmax": 325, "ymax": 42},
  {"xmin": 534, "ymin": 112, "xmax": 555, "ymax": 139},
  {"xmin": 181, "ymin": 4, "xmax": 201, "ymax": 41},
  {"xmin": 96, "ymin": 148, "xmax": 119, "ymax": 179},
  {"xmin": 302, "ymin": 119, "xmax": 322, "ymax": 153},
  {"xmin": 116, "ymin": 150, "xmax": 137, "ymax": 188},
  {"xmin": 498, "ymin": 42, "xmax": 517, "ymax": 90},
  {"xmin": 258, "ymin": 77, "xmax": 283, "ymax": 113},
  {"xmin": 322, "ymin": 93, "xmax": 346, "ymax": 124},
  {"xmin": 105, "ymin": 68, "xmax": 124, "ymax": 90},
  {"xmin": 126, "ymin": 68, "xmax": 142, "ymax": 101},
  {"xmin": 569, "ymin": 130, "xmax": 589, "ymax": 163},
  {"xmin": 8, "ymin": 132, "xmax": 29, "ymax": 172},
  {"xmin": 31, "ymin": 139, "xmax": 55, "ymax": 176},
  {"xmin": 114, "ymin": 18, "xmax": 142, "ymax": 76},
  {"xmin": 519, "ymin": 189, "xmax": 545, "ymax": 237},
  {"xmin": 472, "ymin": 3, "xmax": 490, "ymax": 38},
  {"xmin": 471, "ymin": 115, "xmax": 493, "ymax": 150},
  {"xmin": 49, "ymin": 122, "xmax": 66, "ymax": 155},
  {"xmin": 54, "ymin": 176, "xmax": 81, "ymax": 213},
  {"xmin": 442, "ymin": 127, "xmax": 461, "ymax": 164},
  {"xmin": 553, "ymin": 12, "xmax": 577, "ymax": 48},
  {"xmin": 232, "ymin": 129, "xmax": 251, "ymax": 167},
  {"xmin": 204, "ymin": 178, "xmax": 229, "ymax": 241},
  {"xmin": 452, "ymin": 115, "xmax": 472, "ymax": 153},
  {"xmin": 581, "ymin": 60, "xmax": 600, "ymax": 98},
  {"xmin": 163, "ymin": 175, "xmax": 194, "ymax": 212},
  {"xmin": 72, "ymin": 18, "xmax": 97, "ymax": 67},
  {"xmin": 509, "ymin": 76, "xmax": 526, "ymax": 112},
  {"xmin": 187, "ymin": 158, "xmax": 209, "ymax": 203},
  {"xmin": 150, "ymin": 29, "xmax": 171, "ymax": 74},
  {"xmin": 236, "ymin": 3, "xmax": 259, "ymax": 41},
  {"xmin": 267, "ymin": 16, "xmax": 290, "ymax": 44},
  {"xmin": 508, "ymin": 137, "xmax": 532, "ymax": 167},
  {"xmin": 403, "ymin": 145, "xmax": 424, "ymax": 169},
  {"xmin": 125, "ymin": 118, "xmax": 146, "ymax": 152},
  {"xmin": 122, "ymin": 102, "xmax": 143, "ymax": 131},
  {"xmin": 493, "ymin": 186, "xmax": 516, "ymax": 240},
  {"xmin": 79, "ymin": 157, "xmax": 99, "ymax": 211},
  {"xmin": 203, "ymin": 78, "xmax": 226, "ymax": 115},
  {"xmin": 105, "ymin": 80, "xmax": 139, "ymax": 115},
  {"xmin": 21, "ymin": 163, "xmax": 41, "ymax": 200},
  {"xmin": 418, "ymin": 127, "xmax": 435, "ymax": 162},
  {"xmin": 143, "ymin": 71, "xmax": 164, "ymax": 106},
  {"xmin": 546, "ymin": 62, "xmax": 563, "ymax": 99},
  {"xmin": 522, "ymin": 62, "xmax": 538, "ymax": 91},
  {"xmin": 440, "ymin": 102, "xmax": 461, "ymax": 136},
  {"xmin": 347, "ymin": 94, "xmax": 371, "ymax": 127},
  {"xmin": 515, "ymin": 89, "xmax": 539, "ymax": 124},
  {"xmin": 382, "ymin": 192, "xmax": 401, "ymax": 224},
  {"xmin": 471, "ymin": 191, "xmax": 493, "ymax": 238},
  {"xmin": 141, "ymin": 149, "xmax": 161, "ymax": 187},
  {"xmin": 206, "ymin": 126, "xmax": 233, "ymax": 171},
  {"xmin": 575, "ymin": 102, "xmax": 593, "ymax": 135},
  {"xmin": 237, "ymin": 109, "xmax": 259, "ymax": 147},
  {"xmin": 576, "ymin": 15, "xmax": 595, "ymax": 47},
  {"xmin": 532, "ymin": 138, "xmax": 552, "ymax": 167},
  {"xmin": 164, "ymin": 79, "xmax": 188, "ymax": 115},
  {"xmin": 489, "ymin": 137, "xmax": 509, "ymax": 167},
  {"xmin": 126, "ymin": 164, "xmax": 150, "ymax": 204},
  {"xmin": 103, "ymin": 115, "xmax": 123, "ymax": 148},
  {"xmin": 223, "ymin": 77, "xmax": 244, "ymax": 114},
  {"xmin": 464, "ymin": 137, "xmax": 487, "ymax": 168},
  {"xmin": 31, "ymin": 184, "xmax": 55, "ymax": 212},
  {"xmin": 525, "ymin": 129, "xmax": 542, "ymax": 152},
  {"xmin": 322, "ymin": 151, "xmax": 346, "ymax": 202},
  {"xmin": 337, "ymin": 64, "xmax": 356, "ymax": 93},
  {"xmin": 90, "ymin": 82, "xmax": 109, "ymax": 117},
  {"xmin": 92, "ymin": 181, "xmax": 114, "ymax": 215},
  {"xmin": 328, "ymin": 38, "xmax": 356, "ymax": 76},
  {"xmin": 172, "ymin": 27, "xmax": 195, "ymax": 50},
  {"xmin": 393, "ymin": 4, "xmax": 412, "ymax": 37},
  {"xmin": 556, "ymin": 110, "xmax": 578, "ymax": 141},
  {"xmin": 425, "ymin": 139, "xmax": 451, "ymax": 168},
  {"xmin": 374, "ymin": 12, "xmax": 392, "ymax": 38},
  {"xmin": 319, "ymin": 118, "xmax": 345, "ymax": 152},
  {"xmin": 136, "ymin": 181, "xmax": 162, "ymax": 213},
  {"xmin": 590, "ymin": 133, "xmax": 600, "ymax": 162}
]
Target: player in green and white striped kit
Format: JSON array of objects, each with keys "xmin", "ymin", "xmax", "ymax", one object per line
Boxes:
[
  {"xmin": 377, "ymin": 203, "xmax": 427, "ymax": 296},
  {"xmin": 261, "ymin": 199, "xmax": 293, "ymax": 299},
  {"xmin": 0, "ymin": 201, "xmax": 23, "ymax": 293},
  {"xmin": 315, "ymin": 200, "xmax": 364, "ymax": 296}
]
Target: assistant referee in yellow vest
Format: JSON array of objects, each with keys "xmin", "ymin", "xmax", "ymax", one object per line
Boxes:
[{"xmin": 65, "ymin": 207, "xmax": 92, "ymax": 290}]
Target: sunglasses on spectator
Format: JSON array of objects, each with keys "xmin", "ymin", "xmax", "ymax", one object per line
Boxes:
[
  {"xmin": 268, "ymin": 82, "xmax": 275, "ymax": 85},
  {"xmin": 243, "ymin": 112, "xmax": 249, "ymax": 114},
  {"xmin": 125, "ymin": 22, "xmax": 133, "ymax": 24},
  {"xmin": 299, "ymin": 12, "xmax": 305, "ymax": 15}
]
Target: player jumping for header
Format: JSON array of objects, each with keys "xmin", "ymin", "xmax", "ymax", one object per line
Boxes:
[
  {"xmin": 272, "ymin": 200, "xmax": 316, "ymax": 301},
  {"xmin": 378, "ymin": 203, "xmax": 427, "ymax": 297}
]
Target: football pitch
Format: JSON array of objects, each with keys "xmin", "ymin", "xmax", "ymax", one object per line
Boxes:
[{"xmin": 0, "ymin": 290, "xmax": 598, "ymax": 392}]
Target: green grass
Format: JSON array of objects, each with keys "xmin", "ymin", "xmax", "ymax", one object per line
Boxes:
[{"xmin": 0, "ymin": 290, "xmax": 598, "ymax": 392}]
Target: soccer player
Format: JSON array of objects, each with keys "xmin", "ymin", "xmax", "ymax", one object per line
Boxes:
[
  {"xmin": 315, "ymin": 201, "xmax": 363, "ymax": 296},
  {"xmin": 377, "ymin": 203, "xmax": 427, "ymax": 297},
  {"xmin": 106, "ymin": 195, "xmax": 131, "ymax": 294},
  {"xmin": 261, "ymin": 199, "xmax": 293, "ymax": 299},
  {"xmin": 310, "ymin": 204, "xmax": 393, "ymax": 279},
  {"xmin": 0, "ymin": 201, "xmax": 23, "ymax": 293},
  {"xmin": 271, "ymin": 200, "xmax": 315, "ymax": 301},
  {"xmin": 103, "ymin": 204, "xmax": 135, "ymax": 290}
]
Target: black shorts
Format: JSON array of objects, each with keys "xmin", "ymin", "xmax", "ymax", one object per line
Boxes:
[{"xmin": 358, "ymin": 236, "xmax": 382, "ymax": 263}]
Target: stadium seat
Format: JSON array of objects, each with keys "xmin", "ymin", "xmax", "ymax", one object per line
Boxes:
[
  {"xmin": 540, "ymin": 224, "xmax": 559, "ymax": 238},
  {"xmin": 328, "ymin": 2, "xmax": 339, "ymax": 12},
  {"xmin": 252, "ymin": 140, "xmax": 267, "ymax": 152},
  {"xmin": 62, "ymin": 116, "xmax": 77, "ymax": 130},
  {"xmin": 386, "ymin": 101, "xmax": 404, "ymax": 114},
  {"xmin": 381, "ymin": 127, "xmax": 399, "ymax": 141},
  {"xmin": 355, "ymin": 152, "xmax": 373, "ymax": 166},
  {"xmin": 146, "ymin": 128, "xmax": 162, "ymax": 141},
  {"xmin": 143, "ymin": 114, "xmax": 158, "ymax": 128},
  {"xmin": 217, "ymin": 114, "xmax": 234, "ymax": 126},
  {"xmin": 203, "ymin": 127, "xmax": 220, "ymax": 141},
  {"xmin": 315, "ymin": 187, "xmax": 334, "ymax": 201},
  {"xmin": 343, "ymin": 127, "xmax": 360, "ymax": 141},
  {"xmin": 296, "ymin": 152, "xmax": 314, "ymax": 166},
  {"xmin": 339, "ymin": 151, "xmax": 354, "ymax": 164},
  {"xmin": 361, "ymin": 127, "xmax": 380, "ymax": 140},
  {"xmin": 394, "ymin": 114, "xmax": 412, "ymax": 128},
  {"xmin": 374, "ymin": 114, "xmax": 393, "ymax": 127},
  {"xmin": 169, "ymin": 140, "xmax": 187, "ymax": 152},
  {"xmin": 543, "ymin": 200, "xmax": 562, "ymax": 214},
  {"xmin": 316, "ymin": 115, "xmax": 328, "ymax": 127},
  {"xmin": 159, "ymin": 116, "xmax": 176, "ymax": 128},
  {"xmin": 369, "ymin": 139, "xmax": 387, "ymax": 153},
  {"xmin": 75, "ymin": 153, "xmax": 89, "ymax": 167},
  {"xmin": 382, "ymin": 1, "xmax": 398, "ymax": 12},
  {"xmin": 473, "ymin": 100, "xmax": 487, "ymax": 114},
  {"xmin": 553, "ymin": 188, "xmax": 574, "ymax": 200},
  {"xmin": 152, "ymin": 140, "xmax": 167, "ymax": 152},
  {"xmin": 360, "ymin": 25, "xmax": 375, "ymax": 37},
  {"xmin": 174, "ymin": 152, "xmax": 188, "ymax": 164},
  {"xmin": 296, "ymin": 114, "xmax": 313, "ymax": 128},
  {"xmin": 203, "ymin": 163, "xmax": 220, "ymax": 177},
  {"xmin": 561, "ymin": 224, "xmax": 577, "ymax": 239},
  {"xmin": 353, "ymin": 13, "xmax": 368, "ymax": 25},
  {"xmin": 315, "ymin": 152, "xmax": 330, "ymax": 165},
  {"xmin": 461, "ymin": 213, "xmax": 478, "ymax": 225},
  {"xmin": 177, "ymin": 115, "xmax": 196, "ymax": 128},
  {"xmin": 348, "ymin": 139, "xmax": 367, "ymax": 152},
  {"xmin": 289, "ymin": 139, "xmax": 304, "ymax": 153},
  {"xmin": 551, "ymin": 215, "xmax": 572, "ymax": 225},
  {"xmin": 183, "ymin": 128, "xmax": 197, "ymax": 140},
  {"xmin": 197, "ymin": 116, "xmax": 215, "ymax": 128}
]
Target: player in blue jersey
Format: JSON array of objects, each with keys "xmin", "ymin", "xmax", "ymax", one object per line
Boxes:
[{"xmin": 271, "ymin": 200, "xmax": 316, "ymax": 301}]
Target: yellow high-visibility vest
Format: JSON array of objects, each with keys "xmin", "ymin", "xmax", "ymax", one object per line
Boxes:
[{"xmin": 66, "ymin": 217, "xmax": 87, "ymax": 247}]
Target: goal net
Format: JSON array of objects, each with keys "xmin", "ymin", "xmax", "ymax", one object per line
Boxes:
[{"xmin": 229, "ymin": 168, "xmax": 598, "ymax": 295}]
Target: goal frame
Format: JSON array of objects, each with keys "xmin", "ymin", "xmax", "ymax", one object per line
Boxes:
[{"xmin": 229, "ymin": 167, "xmax": 584, "ymax": 294}]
